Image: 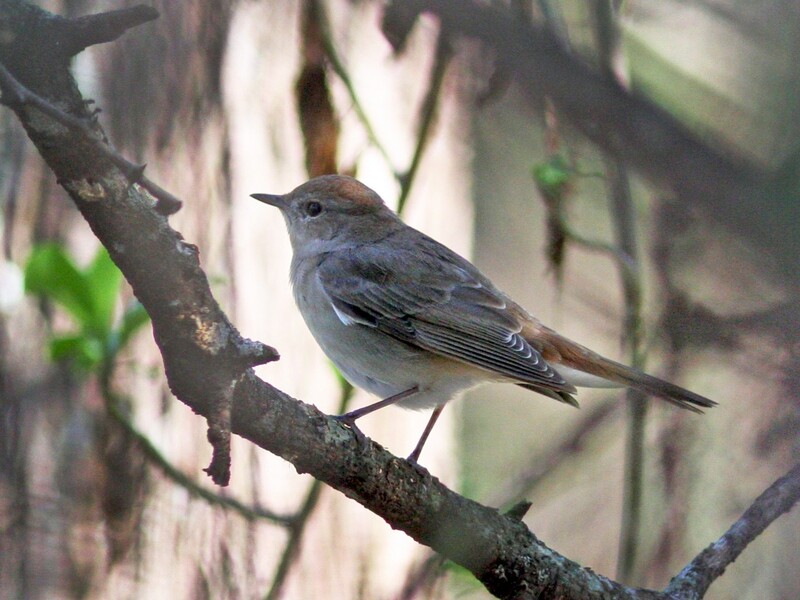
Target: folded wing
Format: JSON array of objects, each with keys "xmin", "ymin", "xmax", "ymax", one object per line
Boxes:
[{"xmin": 317, "ymin": 232, "xmax": 577, "ymax": 404}]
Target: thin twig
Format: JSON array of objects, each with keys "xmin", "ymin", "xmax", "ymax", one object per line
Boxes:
[
  {"xmin": 103, "ymin": 389, "xmax": 292, "ymax": 526},
  {"xmin": 607, "ymin": 154, "xmax": 648, "ymax": 582},
  {"xmin": 317, "ymin": 6, "xmax": 395, "ymax": 171},
  {"xmin": 559, "ymin": 215, "xmax": 636, "ymax": 268},
  {"xmin": 398, "ymin": 553, "xmax": 447, "ymax": 600},
  {"xmin": 0, "ymin": 62, "xmax": 182, "ymax": 216},
  {"xmin": 265, "ymin": 378, "xmax": 355, "ymax": 600},
  {"xmin": 320, "ymin": 5, "xmax": 450, "ymax": 216},
  {"xmin": 264, "ymin": 481, "xmax": 325, "ymax": 600},
  {"xmin": 396, "ymin": 32, "xmax": 452, "ymax": 214},
  {"xmin": 487, "ymin": 400, "xmax": 619, "ymax": 508},
  {"xmin": 589, "ymin": 1, "xmax": 650, "ymax": 581},
  {"xmin": 664, "ymin": 462, "xmax": 800, "ymax": 600}
]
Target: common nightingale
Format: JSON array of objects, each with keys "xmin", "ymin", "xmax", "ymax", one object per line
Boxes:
[{"xmin": 252, "ymin": 175, "xmax": 714, "ymax": 462}]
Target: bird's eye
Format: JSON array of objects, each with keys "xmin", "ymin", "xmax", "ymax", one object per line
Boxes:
[{"xmin": 304, "ymin": 201, "xmax": 322, "ymax": 217}]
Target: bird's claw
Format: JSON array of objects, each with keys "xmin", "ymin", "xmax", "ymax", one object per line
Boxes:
[{"xmin": 333, "ymin": 414, "xmax": 370, "ymax": 453}]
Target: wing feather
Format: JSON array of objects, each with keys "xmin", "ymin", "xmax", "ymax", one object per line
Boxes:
[{"xmin": 317, "ymin": 233, "xmax": 575, "ymax": 394}]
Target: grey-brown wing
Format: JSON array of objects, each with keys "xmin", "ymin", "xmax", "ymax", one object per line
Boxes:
[{"xmin": 317, "ymin": 234, "xmax": 575, "ymax": 395}]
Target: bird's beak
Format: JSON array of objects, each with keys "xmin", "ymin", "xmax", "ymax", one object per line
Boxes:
[{"xmin": 250, "ymin": 193, "xmax": 287, "ymax": 209}]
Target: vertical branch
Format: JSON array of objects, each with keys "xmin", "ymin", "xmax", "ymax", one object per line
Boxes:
[
  {"xmin": 592, "ymin": 0, "xmax": 647, "ymax": 582},
  {"xmin": 609, "ymin": 155, "xmax": 648, "ymax": 582}
]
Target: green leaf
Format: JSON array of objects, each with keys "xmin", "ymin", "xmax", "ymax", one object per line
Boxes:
[
  {"xmin": 25, "ymin": 244, "xmax": 94, "ymax": 327},
  {"xmin": 85, "ymin": 247, "xmax": 122, "ymax": 333},
  {"xmin": 49, "ymin": 334, "xmax": 103, "ymax": 371},
  {"xmin": 49, "ymin": 334, "xmax": 84, "ymax": 362},
  {"xmin": 26, "ymin": 243, "xmax": 126, "ymax": 340},
  {"xmin": 532, "ymin": 155, "xmax": 572, "ymax": 198}
]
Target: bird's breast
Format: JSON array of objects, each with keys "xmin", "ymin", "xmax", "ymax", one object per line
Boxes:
[{"xmin": 289, "ymin": 257, "xmax": 487, "ymax": 408}]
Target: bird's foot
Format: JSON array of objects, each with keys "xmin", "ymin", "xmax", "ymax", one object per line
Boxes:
[
  {"xmin": 333, "ymin": 413, "xmax": 370, "ymax": 453},
  {"xmin": 404, "ymin": 450, "xmax": 432, "ymax": 476}
]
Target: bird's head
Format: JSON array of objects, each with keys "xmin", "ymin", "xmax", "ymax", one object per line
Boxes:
[{"xmin": 252, "ymin": 175, "xmax": 400, "ymax": 255}]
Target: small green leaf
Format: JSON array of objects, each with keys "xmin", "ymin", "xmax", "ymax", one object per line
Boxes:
[
  {"xmin": 532, "ymin": 155, "xmax": 572, "ymax": 198},
  {"xmin": 49, "ymin": 334, "xmax": 84, "ymax": 361},
  {"xmin": 85, "ymin": 247, "xmax": 122, "ymax": 334},
  {"xmin": 49, "ymin": 334, "xmax": 103, "ymax": 371},
  {"xmin": 25, "ymin": 244, "xmax": 94, "ymax": 327}
]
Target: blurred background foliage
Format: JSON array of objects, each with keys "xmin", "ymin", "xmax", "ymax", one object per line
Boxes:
[
  {"xmin": 24, "ymin": 244, "xmax": 150, "ymax": 373},
  {"xmin": 1, "ymin": 1, "xmax": 798, "ymax": 599}
]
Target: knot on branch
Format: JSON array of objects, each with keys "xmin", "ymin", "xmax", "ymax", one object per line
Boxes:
[{"xmin": 237, "ymin": 338, "xmax": 280, "ymax": 368}]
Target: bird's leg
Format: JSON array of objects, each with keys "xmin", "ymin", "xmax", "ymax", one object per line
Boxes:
[
  {"xmin": 407, "ymin": 404, "xmax": 445, "ymax": 464},
  {"xmin": 334, "ymin": 386, "xmax": 419, "ymax": 449}
]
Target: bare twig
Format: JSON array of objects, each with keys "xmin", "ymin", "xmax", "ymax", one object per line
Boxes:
[
  {"xmin": 604, "ymin": 155, "xmax": 649, "ymax": 582},
  {"xmin": 487, "ymin": 400, "xmax": 619, "ymax": 507},
  {"xmin": 588, "ymin": 3, "xmax": 650, "ymax": 580},
  {"xmin": 320, "ymin": 3, "xmax": 451, "ymax": 216},
  {"xmin": 561, "ymin": 220, "xmax": 634, "ymax": 266},
  {"xmin": 105, "ymin": 399, "xmax": 292, "ymax": 526},
  {"xmin": 317, "ymin": 5, "xmax": 395, "ymax": 171},
  {"xmin": 265, "ymin": 379, "xmax": 354, "ymax": 600},
  {"xmin": 0, "ymin": 62, "xmax": 182, "ymax": 216},
  {"xmin": 665, "ymin": 462, "xmax": 800, "ymax": 600},
  {"xmin": 398, "ymin": 552, "xmax": 448, "ymax": 600},
  {"xmin": 396, "ymin": 31, "xmax": 452, "ymax": 214}
]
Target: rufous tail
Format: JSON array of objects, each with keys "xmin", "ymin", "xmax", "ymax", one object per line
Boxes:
[{"xmin": 536, "ymin": 328, "xmax": 716, "ymax": 413}]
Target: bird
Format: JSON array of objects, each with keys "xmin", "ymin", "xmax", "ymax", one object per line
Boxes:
[{"xmin": 252, "ymin": 174, "xmax": 715, "ymax": 463}]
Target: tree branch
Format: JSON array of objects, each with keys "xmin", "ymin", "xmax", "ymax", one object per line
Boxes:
[
  {"xmin": 665, "ymin": 462, "xmax": 800, "ymax": 600},
  {"xmin": 60, "ymin": 5, "xmax": 159, "ymax": 57},
  {"xmin": 0, "ymin": 62, "xmax": 182, "ymax": 216}
]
